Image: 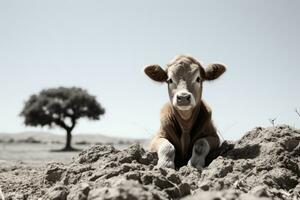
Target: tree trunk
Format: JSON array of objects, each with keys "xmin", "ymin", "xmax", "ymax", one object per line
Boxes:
[{"xmin": 64, "ymin": 130, "xmax": 73, "ymax": 151}]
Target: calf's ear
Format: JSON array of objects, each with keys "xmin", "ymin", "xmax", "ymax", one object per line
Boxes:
[
  {"xmin": 204, "ymin": 63, "xmax": 226, "ymax": 81},
  {"xmin": 144, "ymin": 64, "xmax": 168, "ymax": 82}
]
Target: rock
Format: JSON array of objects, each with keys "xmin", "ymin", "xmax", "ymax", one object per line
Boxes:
[
  {"xmin": 141, "ymin": 174, "xmax": 154, "ymax": 185},
  {"xmin": 166, "ymin": 173, "xmax": 181, "ymax": 184},
  {"xmin": 68, "ymin": 182, "xmax": 90, "ymax": 200},
  {"xmin": 77, "ymin": 145, "xmax": 117, "ymax": 164},
  {"xmin": 183, "ymin": 191, "xmax": 224, "ymax": 200},
  {"xmin": 250, "ymin": 185, "xmax": 270, "ymax": 198},
  {"xmin": 5, "ymin": 193, "xmax": 27, "ymax": 200},
  {"xmin": 45, "ymin": 163, "xmax": 66, "ymax": 184},
  {"xmin": 164, "ymin": 186, "xmax": 180, "ymax": 198},
  {"xmin": 292, "ymin": 183, "xmax": 300, "ymax": 199},
  {"xmin": 153, "ymin": 177, "xmax": 174, "ymax": 189},
  {"xmin": 125, "ymin": 171, "xmax": 141, "ymax": 181},
  {"xmin": 88, "ymin": 180, "xmax": 160, "ymax": 200},
  {"xmin": 184, "ymin": 189, "xmax": 269, "ymax": 200},
  {"xmin": 44, "ymin": 184, "xmax": 68, "ymax": 200},
  {"xmin": 178, "ymin": 182, "xmax": 191, "ymax": 197}
]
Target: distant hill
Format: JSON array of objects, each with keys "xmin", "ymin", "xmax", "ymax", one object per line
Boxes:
[{"xmin": 0, "ymin": 131, "xmax": 148, "ymax": 146}]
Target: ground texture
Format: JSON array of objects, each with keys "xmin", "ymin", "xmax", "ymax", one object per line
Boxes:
[{"xmin": 0, "ymin": 125, "xmax": 299, "ymax": 200}]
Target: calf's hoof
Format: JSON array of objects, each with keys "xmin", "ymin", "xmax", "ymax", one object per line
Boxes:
[
  {"xmin": 188, "ymin": 157, "xmax": 205, "ymax": 170},
  {"xmin": 157, "ymin": 140, "xmax": 176, "ymax": 169},
  {"xmin": 188, "ymin": 138, "xmax": 210, "ymax": 170},
  {"xmin": 157, "ymin": 159, "xmax": 175, "ymax": 169}
]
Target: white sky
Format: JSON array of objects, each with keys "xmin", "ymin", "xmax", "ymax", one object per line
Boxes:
[{"xmin": 0, "ymin": 0, "xmax": 299, "ymax": 140}]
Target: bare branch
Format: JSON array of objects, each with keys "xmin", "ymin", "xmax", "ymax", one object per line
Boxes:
[
  {"xmin": 295, "ymin": 108, "xmax": 300, "ymax": 118},
  {"xmin": 269, "ymin": 118, "xmax": 276, "ymax": 127}
]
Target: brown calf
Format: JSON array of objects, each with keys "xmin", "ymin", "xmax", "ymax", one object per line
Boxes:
[{"xmin": 144, "ymin": 55, "xmax": 226, "ymax": 169}]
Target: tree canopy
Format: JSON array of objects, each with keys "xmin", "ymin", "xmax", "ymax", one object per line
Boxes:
[{"xmin": 20, "ymin": 87, "xmax": 105, "ymax": 150}]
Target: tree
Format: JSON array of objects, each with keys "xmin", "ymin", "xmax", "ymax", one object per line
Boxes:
[{"xmin": 20, "ymin": 87, "xmax": 105, "ymax": 151}]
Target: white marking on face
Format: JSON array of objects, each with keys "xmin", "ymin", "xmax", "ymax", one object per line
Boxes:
[
  {"xmin": 167, "ymin": 63, "xmax": 202, "ymax": 112},
  {"xmin": 172, "ymin": 90, "xmax": 196, "ymax": 111},
  {"xmin": 176, "ymin": 105, "xmax": 192, "ymax": 111},
  {"xmin": 167, "ymin": 71, "xmax": 178, "ymax": 85}
]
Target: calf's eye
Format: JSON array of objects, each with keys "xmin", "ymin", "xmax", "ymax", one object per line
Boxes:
[
  {"xmin": 167, "ymin": 78, "xmax": 173, "ymax": 84},
  {"xmin": 196, "ymin": 77, "xmax": 201, "ymax": 83}
]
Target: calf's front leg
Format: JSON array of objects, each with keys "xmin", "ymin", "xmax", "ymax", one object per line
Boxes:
[
  {"xmin": 188, "ymin": 138, "xmax": 210, "ymax": 170},
  {"xmin": 150, "ymin": 137, "xmax": 175, "ymax": 169}
]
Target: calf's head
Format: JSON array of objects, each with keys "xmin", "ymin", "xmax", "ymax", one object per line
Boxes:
[{"xmin": 145, "ymin": 55, "xmax": 226, "ymax": 119}]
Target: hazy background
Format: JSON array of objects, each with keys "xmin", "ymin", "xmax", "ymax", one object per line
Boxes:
[{"xmin": 0, "ymin": 0, "xmax": 299, "ymax": 140}]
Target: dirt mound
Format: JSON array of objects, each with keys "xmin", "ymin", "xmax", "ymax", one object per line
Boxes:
[
  {"xmin": 0, "ymin": 125, "xmax": 299, "ymax": 200},
  {"xmin": 195, "ymin": 125, "xmax": 300, "ymax": 199}
]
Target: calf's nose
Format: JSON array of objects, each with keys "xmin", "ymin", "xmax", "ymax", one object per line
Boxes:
[{"xmin": 177, "ymin": 92, "xmax": 191, "ymax": 104}]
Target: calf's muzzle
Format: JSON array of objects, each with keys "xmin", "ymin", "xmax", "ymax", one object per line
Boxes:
[{"xmin": 176, "ymin": 91, "xmax": 192, "ymax": 106}]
